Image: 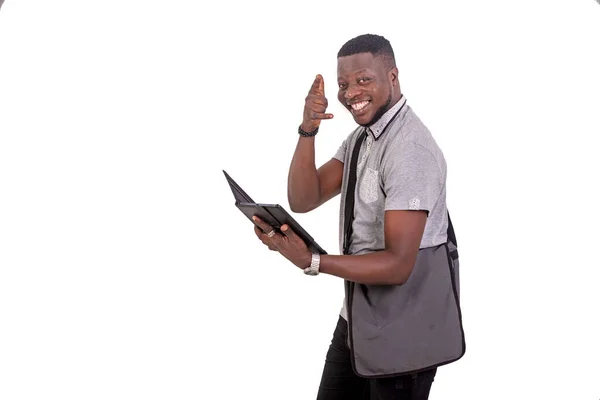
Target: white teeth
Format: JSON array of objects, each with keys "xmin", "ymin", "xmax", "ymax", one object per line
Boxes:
[{"xmin": 351, "ymin": 101, "xmax": 369, "ymax": 111}]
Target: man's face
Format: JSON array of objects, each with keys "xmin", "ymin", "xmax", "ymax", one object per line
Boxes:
[{"xmin": 337, "ymin": 52, "xmax": 395, "ymax": 127}]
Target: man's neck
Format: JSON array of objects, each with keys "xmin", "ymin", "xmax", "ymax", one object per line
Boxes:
[{"xmin": 367, "ymin": 95, "xmax": 406, "ymax": 140}]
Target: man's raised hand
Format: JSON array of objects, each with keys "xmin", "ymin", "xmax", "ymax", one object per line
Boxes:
[{"xmin": 301, "ymin": 74, "xmax": 334, "ymax": 133}]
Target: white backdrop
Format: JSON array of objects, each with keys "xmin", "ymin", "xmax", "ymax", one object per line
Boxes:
[{"xmin": 1, "ymin": 0, "xmax": 599, "ymax": 399}]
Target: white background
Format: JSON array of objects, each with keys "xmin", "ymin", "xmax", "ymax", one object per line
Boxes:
[{"xmin": 1, "ymin": 0, "xmax": 599, "ymax": 399}]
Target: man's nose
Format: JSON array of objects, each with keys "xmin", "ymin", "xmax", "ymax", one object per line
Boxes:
[{"xmin": 345, "ymin": 86, "xmax": 361, "ymax": 100}]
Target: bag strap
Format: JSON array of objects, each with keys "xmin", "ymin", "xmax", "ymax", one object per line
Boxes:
[
  {"xmin": 447, "ymin": 212, "xmax": 457, "ymax": 247},
  {"xmin": 447, "ymin": 211, "xmax": 459, "ymax": 260}
]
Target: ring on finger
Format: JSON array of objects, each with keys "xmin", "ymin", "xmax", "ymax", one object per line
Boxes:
[{"xmin": 266, "ymin": 230, "xmax": 276, "ymax": 238}]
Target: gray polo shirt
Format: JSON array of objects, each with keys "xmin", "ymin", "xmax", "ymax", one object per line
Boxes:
[{"xmin": 333, "ymin": 96, "xmax": 449, "ymax": 320}]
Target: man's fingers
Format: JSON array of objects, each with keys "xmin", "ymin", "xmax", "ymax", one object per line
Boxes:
[
  {"xmin": 318, "ymin": 74, "xmax": 324, "ymax": 94},
  {"xmin": 254, "ymin": 225, "xmax": 278, "ymax": 251},
  {"xmin": 252, "ymin": 215, "xmax": 274, "ymax": 234},
  {"xmin": 308, "ymin": 103, "xmax": 327, "ymax": 115},
  {"xmin": 306, "ymin": 94, "xmax": 328, "ymax": 107},
  {"xmin": 309, "ymin": 74, "xmax": 324, "ymax": 96},
  {"xmin": 280, "ymin": 224, "xmax": 299, "ymax": 241},
  {"xmin": 311, "ymin": 112, "xmax": 334, "ymax": 120},
  {"xmin": 253, "ymin": 216, "xmax": 283, "ymax": 247}
]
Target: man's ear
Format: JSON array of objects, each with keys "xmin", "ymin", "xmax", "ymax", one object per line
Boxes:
[{"xmin": 389, "ymin": 66, "xmax": 399, "ymax": 87}]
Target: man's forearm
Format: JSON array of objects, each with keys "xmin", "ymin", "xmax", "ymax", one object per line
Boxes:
[
  {"xmin": 287, "ymin": 136, "xmax": 320, "ymax": 212},
  {"xmin": 319, "ymin": 251, "xmax": 413, "ymax": 285}
]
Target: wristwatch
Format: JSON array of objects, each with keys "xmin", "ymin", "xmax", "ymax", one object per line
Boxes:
[{"xmin": 304, "ymin": 253, "xmax": 320, "ymax": 276}]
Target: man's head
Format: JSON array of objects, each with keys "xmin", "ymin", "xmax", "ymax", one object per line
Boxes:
[{"xmin": 337, "ymin": 34, "xmax": 401, "ymax": 127}]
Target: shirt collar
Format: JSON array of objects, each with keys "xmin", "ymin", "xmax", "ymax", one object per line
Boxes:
[{"xmin": 366, "ymin": 95, "xmax": 407, "ymax": 140}]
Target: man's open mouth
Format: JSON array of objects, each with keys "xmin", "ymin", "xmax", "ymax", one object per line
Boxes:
[{"xmin": 350, "ymin": 100, "xmax": 370, "ymax": 114}]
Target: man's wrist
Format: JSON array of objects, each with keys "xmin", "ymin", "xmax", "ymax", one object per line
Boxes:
[
  {"xmin": 303, "ymin": 252, "xmax": 321, "ymax": 276},
  {"xmin": 301, "ymin": 251, "xmax": 312, "ymax": 269},
  {"xmin": 299, "ymin": 124, "xmax": 318, "ymax": 137}
]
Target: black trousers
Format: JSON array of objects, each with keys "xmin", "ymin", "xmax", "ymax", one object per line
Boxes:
[{"xmin": 316, "ymin": 316, "xmax": 437, "ymax": 400}]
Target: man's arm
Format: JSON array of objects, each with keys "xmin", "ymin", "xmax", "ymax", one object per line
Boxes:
[
  {"xmin": 287, "ymin": 74, "xmax": 341, "ymax": 213},
  {"xmin": 288, "ymin": 148, "xmax": 343, "ymax": 213},
  {"xmin": 255, "ymin": 136, "xmax": 441, "ymax": 285},
  {"xmin": 319, "ymin": 210, "xmax": 427, "ymax": 285},
  {"xmin": 252, "ymin": 209, "xmax": 427, "ymax": 285},
  {"xmin": 316, "ymin": 141, "xmax": 444, "ymax": 284}
]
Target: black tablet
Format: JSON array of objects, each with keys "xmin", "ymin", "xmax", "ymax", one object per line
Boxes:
[{"xmin": 236, "ymin": 202, "xmax": 327, "ymax": 255}]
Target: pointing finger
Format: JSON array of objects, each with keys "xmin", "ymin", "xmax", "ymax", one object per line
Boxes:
[
  {"xmin": 309, "ymin": 74, "xmax": 324, "ymax": 96},
  {"xmin": 318, "ymin": 74, "xmax": 324, "ymax": 94}
]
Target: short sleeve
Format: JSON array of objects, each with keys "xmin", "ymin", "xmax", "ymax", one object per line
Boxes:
[
  {"xmin": 382, "ymin": 141, "xmax": 443, "ymax": 214},
  {"xmin": 333, "ymin": 137, "xmax": 348, "ymax": 163}
]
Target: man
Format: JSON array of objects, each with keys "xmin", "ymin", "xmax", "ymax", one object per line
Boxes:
[{"xmin": 252, "ymin": 34, "xmax": 464, "ymax": 400}]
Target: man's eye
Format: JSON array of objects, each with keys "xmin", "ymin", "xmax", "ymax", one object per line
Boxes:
[
  {"xmin": 358, "ymin": 77, "xmax": 370, "ymax": 83},
  {"xmin": 338, "ymin": 83, "xmax": 347, "ymax": 89}
]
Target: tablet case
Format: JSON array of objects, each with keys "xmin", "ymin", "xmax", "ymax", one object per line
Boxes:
[
  {"xmin": 236, "ymin": 202, "xmax": 327, "ymax": 255},
  {"xmin": 223, "ymin": 170, "xmax": 327, "ymax": 255}
]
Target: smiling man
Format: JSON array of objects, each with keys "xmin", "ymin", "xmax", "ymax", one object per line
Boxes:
[{"xmin": 253, "ymin": 34, "xmax": 465, "ymax": 400}]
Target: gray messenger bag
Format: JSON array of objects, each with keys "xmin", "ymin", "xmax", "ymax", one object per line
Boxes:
[{"xmin": 342, "ymin": 130, "xmax": 465, "ymax": 378}]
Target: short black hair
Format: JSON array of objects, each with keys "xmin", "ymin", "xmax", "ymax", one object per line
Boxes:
[{"xmin": 337, "ymin": 34, "xmax": 396, "ymax": 67}]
